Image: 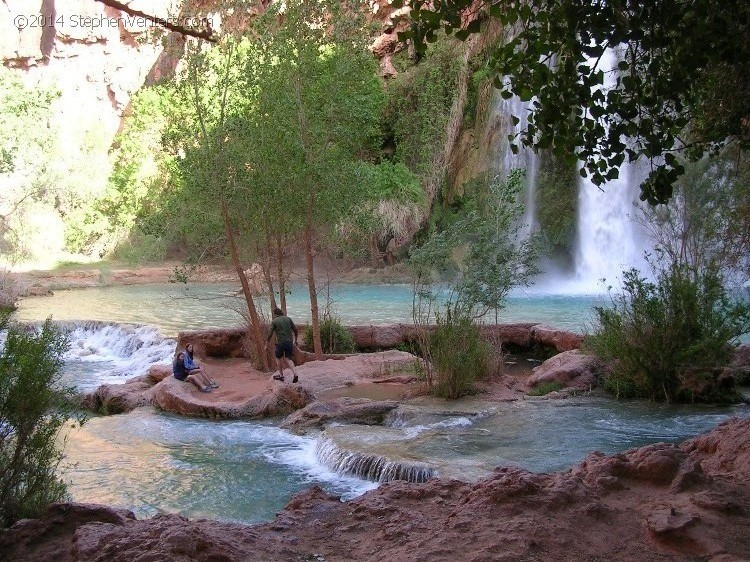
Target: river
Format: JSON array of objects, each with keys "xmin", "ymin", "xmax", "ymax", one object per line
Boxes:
[{"xmin": 13, "ymin": 282, "xmax": 750, "ymax": 524}]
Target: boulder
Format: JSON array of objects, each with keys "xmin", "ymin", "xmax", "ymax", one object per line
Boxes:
[
  {"xmin": 531, "ymin": 324, "xmax": 585, "ymax": 352},
  {"xmin": 281, "ymin": 398, "xmax": 400, "ymax": 433},
  {"xmin": 81, "ymin": 375, "xmax": 152, "ymax": 414},
  {"xmin": 729, "ymin": 344, "xmax": 750, "ymax": 385},
  {"xmin": 149, "ymin": 376, "xmax": 314, "ymax": 419},
  {"xmin": 479, "ymin": 323, "xmax": 536, "ymax": 349},
  {"xmin": 176, "ymin": 328, "xmax": 247, "ymax": 358},
  {"xmin": 81, "ymin": 365, "xmax": 172, "ymax": 415},
  {"xmin": 348, "ymin": 324, "xmax": 416, "ymax": 349},
  {"xmin": 527, "ymin": 350, "xmax": 605, "ymax": 390}
]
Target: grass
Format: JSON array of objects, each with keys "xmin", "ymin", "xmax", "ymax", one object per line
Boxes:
[{"xmin": 527, "ymin": 381, "xmax": 564, "ymax": 396}]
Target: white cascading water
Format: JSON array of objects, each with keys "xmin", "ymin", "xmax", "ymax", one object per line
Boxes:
[
  {"xmin": 574, "ymin": 49, "xmax": 651, "ymax": 292},
  {"xmin": 61, "ymin": 321, "xmax": 176, "ymax": 390},
  {"xmin": 495, "ymin": 92, "xmax": 539, "ymax": 236}
]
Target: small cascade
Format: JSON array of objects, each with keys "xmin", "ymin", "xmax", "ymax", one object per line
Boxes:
[
  {"xmin": 60, "ymin": 320, "xmax": 176, "ymax": 378},
  {"xmin": 494, "ymin": 92, "xmax": 539, "ymax": 236},
  {"xmin": 316, "ymin": 436, "xmax": 437, "ymax": 483}
]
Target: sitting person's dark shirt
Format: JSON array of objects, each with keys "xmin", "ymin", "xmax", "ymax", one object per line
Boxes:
[{"xmin": 173, "ymin": 359, "xmax": 188, "ymax": 381}]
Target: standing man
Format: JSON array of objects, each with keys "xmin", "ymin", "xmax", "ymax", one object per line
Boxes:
[{"xmin": 264, "ymin": 307, "xmax": 299, "ymax": 383}]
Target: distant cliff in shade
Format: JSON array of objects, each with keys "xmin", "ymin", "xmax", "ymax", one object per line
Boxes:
[{"xmin": 1, "ymin": 0, "xmax": 187, "ymax": 165}]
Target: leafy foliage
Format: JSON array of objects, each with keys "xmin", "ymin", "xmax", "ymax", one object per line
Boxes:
[
  {"xmin": 410, "ymin": 169, "xmax": 540, "ymax": 319},
  {"xmin": 409, "ymin": 170, "xmax": 538, "ymax": 398},
  {"xmin": 303, "ymin": 316, "xmax": 356, "ymax": 354},
  {"xmin": 535, "ymin": 151, "xmax": 578, "ymax": 264},
  {"xmin": 584, "ymin": 265, "xmax": 750, "ymax": 402},
  {"xmin": 383, "ymin": 39, "xmax": 465, "ymax": 181},
  {"xmin": 400, "ymin": 0, "xmax": 750, "ymax": 204},
  {"xmin": 638, "ymin": 151, "xmax": 750, "ymax": 285},
  {"xmin": 527, "ymin": 381, "xmax": 564, "ymax": 396},
  {"xmin": 0, "ymin": 313, "xmax": 84, "ymax": 527},
  {"xmin": 0, "ymin": 68, "xmax": 60, "ymax": 261},
  {"xmin": 426, "ymin": 304, "xmax": 489, "ymax": 399}
]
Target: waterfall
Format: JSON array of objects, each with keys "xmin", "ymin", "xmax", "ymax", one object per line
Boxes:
[
  {"xmin": 494, "ymin": 92, "xmax": 539, "ymax": 236},
  {"xmin": 316, "ymin": 436, "xmax": 437, "ymax": 483},
  {"xmin": 573, "ymin": 50, "xmax": 651, "ymax": 291}
]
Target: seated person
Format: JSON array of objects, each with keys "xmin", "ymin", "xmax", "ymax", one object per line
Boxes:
[
  {"xmin": 184, "ymin": 343, "xmax": 219, "ymax": 388},
  {"xmin": 173, "ymin": 351, "xmax": 213, "ymax": 392}
]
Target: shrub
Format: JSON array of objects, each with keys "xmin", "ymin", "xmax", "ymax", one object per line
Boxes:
[
  {"xmin": 0, "ymin": 269, "xmax": 26, "ymax": 310},
  {"xmin": 303, "ymin": 316, "xmax": 356, "ymax": 354},
  {"xmin": 0, "ymin": 313, "xmax": 85, "ymax": 527},
  {"xmin": 425, "ymin": 305, "xmax": 490, "ymax": 399},
  {"xmin": 583, "ymin": 265, "xmax": 750, "ymax": 402}
]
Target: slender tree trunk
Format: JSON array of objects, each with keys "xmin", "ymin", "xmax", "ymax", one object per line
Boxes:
[
  {"xmin": 221, "ymin": 197, "xmax": 268, "ymax": 370},
  {"xmin": 261, "ymin": 220, "xmax": 278, "ymax": 311},
  {"xmin": 305, "ymin": 190, "xmax": 323, "ymax": 358},
  {"xmin": 276, "ymin": 234, "xmax": 287, "ymax": 314}
]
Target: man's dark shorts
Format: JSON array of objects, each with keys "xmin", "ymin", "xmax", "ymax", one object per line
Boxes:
[{"xmin": 275, "ymin": 341, "xmax": 294, "ymax": 359}]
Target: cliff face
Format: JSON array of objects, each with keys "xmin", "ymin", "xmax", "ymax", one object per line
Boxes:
[{"xmin": 1, "ymin": 0, "xmax": 183, "ymax": 147}]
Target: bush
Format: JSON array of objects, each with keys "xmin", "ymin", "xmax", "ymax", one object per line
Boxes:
[
  {"xmin": 0, "ymin": 313, "xmax": 85, "ymax": 527},
  {"xmin": 424, "ymin": 306, "xmax": 490, "ymax": 399},
  {"xmin": 583, "ymin": 265, "xmax": 750, "ymax": 402},
  {"xmin": 303, "ymin": 316, "xmax": 356, "ymax": 354},
  {"xmin": 0, "ymin": 269, "xmax": 26, "ymax": 310}
]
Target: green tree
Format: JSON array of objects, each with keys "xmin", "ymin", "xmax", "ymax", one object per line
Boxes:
[
  {"xmin": 171, "ymin": 39, "xmax": 271, "ymax": 369},
  {"xmin": 253, "ymin": 0, "xmax": 386, "ymax": 357},
  {"xmin": 409, "ymin": 170, "xmax": 539, "ymax": 397},
  {"xmin": 0, "ymin": 311, "xmax": 84, "ymax": 527},
  {"xmin": 638, "ymin": 151, "xmax": 750, "ymax": 284},
  {"xmin": 410, "ymin": 169, "xmax": 539, "ymax": 320},
  {"xmin": 400, "ymin": 0, "xmax": 750, "ymax": 205},
  {"xmin": 0, "ymin": 68, "xmax": 60, "ymax": 262}
]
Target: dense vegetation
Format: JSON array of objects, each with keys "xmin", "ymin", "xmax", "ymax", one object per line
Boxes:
[
  {"xmin": 403, "ymin": 0, "xmax": 750, "ymax": 205},
  {"xmin": 0, "ymin": 306, "xmax": 84, "ymax": 527},
  {"xmin": 584, "ymin": 265, "xmax": 750, "ymax": 403},
  {"xmin": 409, "ymin": 170, "xmax": 539, "ymax": 397}
]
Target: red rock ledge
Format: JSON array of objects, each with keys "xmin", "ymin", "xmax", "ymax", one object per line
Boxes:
[{"xmin": 1, "ymin": 417, "xmax": 749, "ymax": 561}]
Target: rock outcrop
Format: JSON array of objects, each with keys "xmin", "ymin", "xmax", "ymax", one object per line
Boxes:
[
  {"xmin": 177, "ymin": 323, "xmax": 585, "ymax": 358},
  {"xmin": 2, "ymin": 417, "xmax": 749, "ymax": 561},
  {"xmin": 81, "ymin": 351, "xmax": 421, "ymax": 418},
  {"xmin": 149, "ymin": 374, "xmax": 315, "ymax": 419},
  {"xmin": 81, "ymin": 364, "xmax": 171, "ymax": 414},
  {"xmin": 527, "ymin": 350, "xmax": 605, "ymax": 391},
  {"xmin": 281, "ymin": 397, "xmax": 400, "ymax": 433}
]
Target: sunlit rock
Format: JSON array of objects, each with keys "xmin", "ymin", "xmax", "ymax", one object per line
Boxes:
[{"xmin": 527, "ymin": 349, "xmax": 604, "ymax": 391}]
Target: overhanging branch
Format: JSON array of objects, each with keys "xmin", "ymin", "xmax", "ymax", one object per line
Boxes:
[{"xmin": 93, "ymin": 0, "xmax": 216, "ymax": 42}]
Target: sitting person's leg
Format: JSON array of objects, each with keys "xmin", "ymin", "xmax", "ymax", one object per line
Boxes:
[
  {"xmin": 186, "ymin": 374, "xmax": 211, "ymax": 391},
  {"xmin": 189, "ymin": 369, "xmax": 214, "ymax": 390}
]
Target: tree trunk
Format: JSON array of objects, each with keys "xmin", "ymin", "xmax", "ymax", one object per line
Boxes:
[
  {"xmin": 260, "ymin": 220, "xmax": 278, "ymax": 312},
  {"xmin": 276, "ymin": 234, "xmax": 287, "ymax": 314},
  {"xmin": 221, "ymin": 198, "xmax": 268, "ymax": 370},
  {"xmin": 304, "ymin": 192, "xmax": 323, "ymax": 358}
]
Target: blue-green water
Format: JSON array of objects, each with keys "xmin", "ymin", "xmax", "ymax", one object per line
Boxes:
[
  {"xmin": 11, "ymin": 282, "xmax": 750, "ymax": 524},
  {"xmin": 16, "ymin": 282, "xmax": 605, "ymax": 336}
]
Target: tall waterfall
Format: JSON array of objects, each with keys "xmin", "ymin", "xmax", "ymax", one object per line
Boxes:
[
  {"xmin": 575, "ymin": 162, "xmax": 650, "ymax": 290},
  {"xmin": 573, "ymin": 50, "xmax": 651, "ymax": 291}
]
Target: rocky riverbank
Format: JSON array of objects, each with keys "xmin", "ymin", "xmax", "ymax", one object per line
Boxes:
[{"xmin": 2, "ymin": 416, "xmax": 749, "ymax": 561}]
